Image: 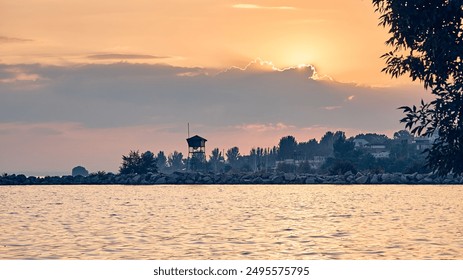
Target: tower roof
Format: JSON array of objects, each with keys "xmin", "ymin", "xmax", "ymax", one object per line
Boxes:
[{"xmin": 186, "ymin": 135, "xmax": 207, "ymax": 148}]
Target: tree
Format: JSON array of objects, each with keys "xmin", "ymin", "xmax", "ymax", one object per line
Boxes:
[
  {"xmin": 72, "ymin": 166, "xmax": 89, "ymax": 177},
  {"xmin": 119, "ymin": 150, "xmax": 158, "ymax": 175},
  {"xmin": 156, "ymin": 151, "xmax": 167, "ymax": 171},
  {"xmin": 354, "ymin": 133, "xmax": 390, "ymax": 145},
  {"xmin": 278, "ymin": 135, "xmax": 297, "ymax": 160},
  {"xmin": 297, "ymin": 138, "xmax": 319, "ymax": 159},
  {"xmin": 333, "ymin": 133, "xmax": 355, "ymax": 159},
  {"xmin": 189, "ymin": 155, "xmax": 205, "ymax": 171},
  {"xmin": 357, "ymin": 153, "xmax": 378, "ymax": 172},
  {"xmin": 319, "ymin": 131, "xmax": 345, "ymax": 156},
  {"xmin": 209, "ymin": 148, "xmax": 224, "ymax": 173},
  {"xmin": 140, "ymin": 151, "xmax": 157, "ymax": 173},
  {"xmin": 168, "ymin": 151, "xmax": 184, "ymax": 170},
  {"xmin": 226, "ymin": 147, "xmax": 240, "ymax": 167},
  {"xmin": 119, "ymin": 150, "xmax": 141, "ymax": 174},
  {"xmin": 373, "ymin": 0, "xmax": 463, "ymax": 175},
  {"xmin": 249, "ymin": 147, "xmax": 266, "ymax": 172},
  {"xmin": 393, "ymin": 130, "xmax": 413, "ymax": 141}
]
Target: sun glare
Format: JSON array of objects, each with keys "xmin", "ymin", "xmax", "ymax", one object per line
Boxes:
[
  {"xmin": 272, "ymin": 45, "xmax": 317, "ymax": 69},
  {"xmin": 297, "ymin": 63, "xmax": 311, "ymax": 69}
]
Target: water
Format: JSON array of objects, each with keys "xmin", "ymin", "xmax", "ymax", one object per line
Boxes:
[{"xmin": 0, "ymin": 185, "xmax": 462, "ymax": 259}]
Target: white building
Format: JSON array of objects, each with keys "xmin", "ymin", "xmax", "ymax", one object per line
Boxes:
[{"xmin": 353, "ymin": 138, "xmax": 369, "ymax": 148}]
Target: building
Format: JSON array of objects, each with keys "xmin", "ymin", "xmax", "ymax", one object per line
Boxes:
[
  {"xmin": 353, "ymin": 138, "xmax": 369, "ymax": 149},
  {"xmin": 186, "ymin": 135, "xmax": 207, "ymax": 161},
  {"xmin": 364, "ymin": 143, "xmax": 390, "ymax": 158},
  {"xmin": 414, "ymin": 135, "xmax": 437, "ymax": 151},
  {"xmin": 353, "ymin": 138, "xmax": 391, "ymax": 158}
]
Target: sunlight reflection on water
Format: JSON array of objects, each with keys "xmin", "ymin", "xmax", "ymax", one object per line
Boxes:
[{"xmin": 0, "ymin": 185, "xmax": 462, "ymax": 259}]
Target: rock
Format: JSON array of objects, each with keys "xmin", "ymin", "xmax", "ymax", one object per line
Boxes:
[
  {"xmin": 241, "ymin": 173, "xmax": 254, "ymax": 180},
  {"xmin": 27, "ymin": 176, "xmax": 38, "ymax": 184},
  {"xmin": 400, "ymin": 174, "xmax": 408, "ymax": 184},
  {"xmin": 166, "ymin": 176, "xmax": 178, "ymax": 184},
  {"xmin": 155, "ymin": 177, "xmax": 167, "ymax": 184},
  {"xmin": 405, "ymin": 173, "xmax": 416, "ymax": 182},
  {"xmin": 260, "ymin": 173, "xmax": 271, "ymax": 179},
  {"xmin": 390, "ymin": 174, "xmax": 401, "ymax": 184},
  {"xmin": 185, "ymin": 172, "xmax": 196, "ymax": 181},
  {"xmin": 422, "ymin": 177, "xmax": 434, "ymax": 184},
  {"xmin": 132, "ymin": 175, "xmax": 142, "ymax": 183},
  {"xmin": 202, "ymin": 176, "xmax": 213, "ymax": 184},
  {"xmin": 3, "ymin": 170, "xmax": 459, "ymax": 185},
  {"xmin": 333, "ymin": 178, "xmax": 345, "ymax": 184},
  {"xmin": 294, "ymin": 175, "xmax": 305, "ymax": 184},
  {"xmin": 284, "ymin": 173, "xmax": 296, "ymax": 181},
  {"xmin": 382, "ymin": 174, "xmax": 392, "ymax": 183},
  {"xmin": 315, "ymin": 176, "xmax": 325, "ymax": 184},
  {"xmin": 346, "ymin": 175, "xmax": 355, "ymax": 183},
  {"xmin": 344, "ymin": 170, "xmax": 354, "ymax": 177},
  {"xmin": 305, "ymin": 177, "xmax": 316, "ymax": 184},
  {"xmin": 356, "ymin": 175, "xmax": 369, "ymax": 184},
  {"xmin": 370, "ymin": 174, "xmax": 379, "ymax": 184},
  {"xmin": 252, "ymin": 177, "xmax": 264, "ymax": 184}
]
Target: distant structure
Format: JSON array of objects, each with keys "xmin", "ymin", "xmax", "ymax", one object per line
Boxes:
[
  {"xmin": 72, "ymin": 166, "xmax": 89, "ymax": 177},
  {"xmin": 186, "ymin": 135, "xmax": 207, "ymax": 162}
]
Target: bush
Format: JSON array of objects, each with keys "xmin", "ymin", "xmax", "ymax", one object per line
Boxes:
[
  {"xmin": 297, "ymin": 161, "xmax": 313, "ymax": 174},
  {"xmin": 328, "ymin": 159, "xmax": 357, "ymax": 175},
  {"xmin": 276, "ymin": 162, "xmax": 296, "ymax": 173}
]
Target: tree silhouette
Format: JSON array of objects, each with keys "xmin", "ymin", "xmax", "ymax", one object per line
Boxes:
[
  {"xmin": 156, "ymin": 151, "xmax": 167, "ymax": 171},
  {"xmin": 319, "ymin": 131, "xmax": 345, "ymax": 156},
  {"xmin": 72, "ymin": 166, "xmax": 89, "ymax": 177},
  {"xmin": 226, "ymin": 147, "xmax": 240, "ymax": 167},
  {"xmin": 189, "ymin": 155, "xmax": 205, "ymax": 171},
  {"xmin": 297, "ymin": 138, "xmax": 319, "ymax": 159},
  {"xmin": 119, "ymin": 150, "xmax": 158, "ymax": 174},
  {"xmin": 278, "ymin": 136, "xmax": 297, "ymax": 160},
  {"xmin": 140, "ymin": 151, "xmax": 157, "ymax": 173},
  {"xmin": 354, "ymin": 133, "xmax": 390, "ymax": 145},
  {"xmin": 168, "ymin": 151, "xmax": 184, "ymax": 170},
  {"xmin": 209, "ymin": 148, "xmax": 224, "ymax": 173},
  {"xmin": 333, "ymin": 133, "xmax": 355, "ymax": 159},
  {"xmin": 119, "ymin": 150, "xmax": 141, "ymax": 175},
  {"xmin": 393, "ymin": 130, "xmax": 413, "ymax": 141},
  {"xmin": 373, "ymin": 0, "xmax": 463, "ymax": 175}
]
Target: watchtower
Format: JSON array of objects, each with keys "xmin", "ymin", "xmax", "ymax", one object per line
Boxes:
[{"xmin": 186, "ymin": 135, "xmax": 207, "ymax": 162}]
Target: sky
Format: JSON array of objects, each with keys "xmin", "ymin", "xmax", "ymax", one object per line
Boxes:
[{"xmin": 0, "ymin": 0, "xmax": 431, "ymax": 175}]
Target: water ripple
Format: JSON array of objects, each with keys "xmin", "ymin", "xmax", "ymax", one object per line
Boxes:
[{"xmin": 0, "ymin": 185, "xmax": 462, "ymax": 259}]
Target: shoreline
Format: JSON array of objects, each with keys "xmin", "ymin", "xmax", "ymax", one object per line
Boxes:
[{"xmin": 1, "ymin": 171, "xmax": 462, "ymax": 185}]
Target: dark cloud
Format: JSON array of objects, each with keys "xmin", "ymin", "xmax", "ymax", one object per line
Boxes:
[
  {"xmin": 0, "ymin": 62, "xmax": 429, "ymax": 132},
  {"xmin": 0, "ymin": 36, "xmax": 33, "ymax": 44},
  {"xmin": 87, "ymin": 53, "xmax": 169, "ymax": 60}
]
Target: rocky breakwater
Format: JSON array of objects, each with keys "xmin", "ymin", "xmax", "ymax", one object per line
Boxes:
[{"xmin": 1, "ymin": 171, "xmax": 463, "ymax": 185}]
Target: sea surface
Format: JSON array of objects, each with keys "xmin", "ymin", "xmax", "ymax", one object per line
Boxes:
[{"xmin": 0, "ymin": 185, "xmax": 462, "ymax": 259}]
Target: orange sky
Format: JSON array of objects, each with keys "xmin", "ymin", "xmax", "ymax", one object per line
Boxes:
[
  {"xmin": 1, "ymin": 1, "xmax": 430, "ymax": 175},
  {"xmin": 2, "ymin": 0, "xmax": 404, "ymax": 85}
]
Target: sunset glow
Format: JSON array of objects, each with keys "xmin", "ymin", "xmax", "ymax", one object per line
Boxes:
[
  {"xmin": 2, "ymin": 0, "xmax": 396, "ymax": 83},
  {"xmin": 0, "ymin": 1, "xmax": 431, "ymax": 174}
]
